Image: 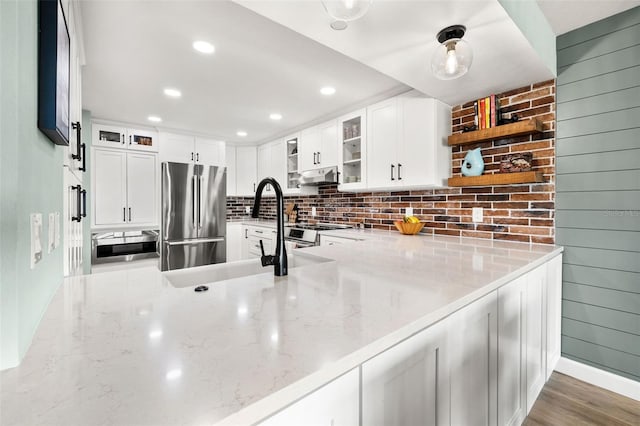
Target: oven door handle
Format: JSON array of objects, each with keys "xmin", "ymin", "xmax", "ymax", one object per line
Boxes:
[{"xmin": 166, "ymin": 238, "xmax": 224, "ymax": 246}]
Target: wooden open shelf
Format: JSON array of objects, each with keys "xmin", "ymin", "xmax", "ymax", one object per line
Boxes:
[
  {"xmin": 448, "ymin": 119, "xmax": 543, "ymax": 146},
  {"xmin": 448, "ymin": 171, "xmax": 544, "ymax": 187}
]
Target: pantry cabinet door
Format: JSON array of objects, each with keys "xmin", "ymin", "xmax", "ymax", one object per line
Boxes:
[
  {"xmin": 449, "ymin": 291, "xmax": 498, "ymax": 426},
  {"xmin": 127, "ymin": 152, "xmax": 157, "ymax": 225},
  {"xmin": 526, "ymin": 264, "xmax": 547, "ymax": 413},
  {"xmin": 362, "ymin": 320, "xmax": 449, "ymax": 426},
  {"xmin": 367, "ymin": 98, "xmax": 398, "ymax": 189},
  {"xmin": 93, "ymin": 149, "xmax": 127, "ymax": 225},
  {"xmin": 498, "ymin": 275, "xmax": 527, "ymax": 426},
  {"xmin": 258, "ymin": 369, "xmax": 359, "ymax": 426}
]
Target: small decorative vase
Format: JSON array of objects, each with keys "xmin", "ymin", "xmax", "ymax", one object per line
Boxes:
[{"xmin": 461, "ymin": 148, "xmax": 484, "ymax": 177}]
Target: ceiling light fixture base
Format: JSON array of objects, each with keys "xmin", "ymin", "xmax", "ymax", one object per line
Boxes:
[{"xmin": 436, "ymin": 25, "xmax": 466, "ymax": 44}]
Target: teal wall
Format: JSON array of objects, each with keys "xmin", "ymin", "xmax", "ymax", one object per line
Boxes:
[
  {"xmin": 499, "ymin": 0, "xmax": 557, "ymax": 76},
  {"xmin": 556, "ymin": 7, "xmax": 640, "ymax": 382},
  {"xmin": 1, "ymin": 0, "xmax": 65, "ymax": 369}
]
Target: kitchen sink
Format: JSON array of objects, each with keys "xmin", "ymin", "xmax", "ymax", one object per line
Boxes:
[{"xmin": 163, "ymin": 253, "xmax": 332, "ymax": 288}]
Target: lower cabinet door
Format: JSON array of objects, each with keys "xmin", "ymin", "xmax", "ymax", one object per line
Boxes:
[
  {"xmin": 362, "ymin": 320, "xmax": 449, "ymax": 426},
  {"xmin": 498, "ymin": 275, "xmax": 527, "ymax": 426},
  {"xmin": 258, "ymin": 369, "xmax": 359, "ymax": 426},
  {"xmin": 449, "ymin": 291, "xmax": 498, "ymax": 426},
  {"xmin": 526, "ymin": 264, "xmax": 547, "ymax": 413}
]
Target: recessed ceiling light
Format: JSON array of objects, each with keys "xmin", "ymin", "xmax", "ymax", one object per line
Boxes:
[
  {"xmin": 320, "ymin": 86, "xmax": 336, "ymax": 96},
  {"xmin": 269, "ymin": 113, "xmax": 282, "ymax": 121},
  {"xmin": 147, "ymin": 115, "xmax": 162, "ymax": 123},
  {"xmin": 163, "ymin": 88, "xmax": 182, "ymax": 98},
  {"xmin": 193, "ymin": 40, "xmax": 215, "ymax": 54},
  {"xmin": 236, "ymin": 131, "xmax": 248, "ymax": 137}
]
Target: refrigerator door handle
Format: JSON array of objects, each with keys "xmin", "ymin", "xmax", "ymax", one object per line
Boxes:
[
  {"xmin": 192, "ymin": 175, "xmax": 197, "ymax": 228},
  {"xmin": 198, "ymin": 176, "xmax": 203, "ymax": 228},
  {"xmin": 166, "ymin": 237, "xmax": 224, "ymax": 246}
]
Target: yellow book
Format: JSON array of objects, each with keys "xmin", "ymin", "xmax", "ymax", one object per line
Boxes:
[{"xmin": 485, "ymin": 96, "xmax": 490, "ymax": 128}]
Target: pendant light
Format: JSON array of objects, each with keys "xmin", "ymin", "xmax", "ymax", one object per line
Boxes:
[
  {"xmin": 431, "ymin": 25, "xmax": 473, "ymax": 80},
  {"xmin": 322, "ymin": 0, "xmax": 373, "ymax": 22}
]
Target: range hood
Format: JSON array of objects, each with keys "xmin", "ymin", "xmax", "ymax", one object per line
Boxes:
[{"xmin": 298, "ymin": 166, "xmax": 339, "ymax": 186}]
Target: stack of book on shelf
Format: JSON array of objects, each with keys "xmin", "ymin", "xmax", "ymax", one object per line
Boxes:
[{"xmin": 473, "ymin": 95, "xmax": 501, "ymax": 130}]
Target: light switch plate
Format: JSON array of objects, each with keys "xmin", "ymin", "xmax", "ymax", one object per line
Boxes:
[
  {"xmin": 245, "ymin": 206, "xmax": 250, "ymax": 214},
  {"xmin": 311, "ymin": 206, "xmax": 317, "ymax": 217},
  {"xmin": 472, "ymin": 207, "xmax": 483, "ymax": 223},
  {"xmin": 405, "ymin": 207, "xmax": 414, "ymax": 217},
  {"xmin": 30, "ymin": 213, "xmax": 43, "ymax": 269},
  {"xmin": 54, "ymin": 212, "xmax": 60, "ymax": 248}
]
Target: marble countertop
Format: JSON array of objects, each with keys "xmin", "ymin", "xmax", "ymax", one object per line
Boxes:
[{"xmin": 0, "ymin": 231, "xmax": 562, "ymax": 426}]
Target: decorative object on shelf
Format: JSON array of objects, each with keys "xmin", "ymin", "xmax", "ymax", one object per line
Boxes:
[
  {"xmin": 498, "ymin": 113, "xmax": 519, "ymax": 126},
  {"xmin": 394, "ymin": 220, "xmax": 425, "ymax": 235},
  {"xmin": 448, "ymin": 119, "xmax": 543, "ymax": 146},
  {"xmin": 500, "ymin": 152, "xmax": 533, "ymax": 173},
  {"xmin": 431, "ymin": 25, "xmax": 473, "ymax": 80},
  {"xmin": 448, "ymin": 171, "xmax": 544, "ymax": 187},
  {"xmin": 461, "ymin": 148, "xmax": 484, "ymax": 176},
  {"xmin": 322, "ymin": 0, "xmax": 372, "ymax": 30},
  {"xmin": 462, "ymin": 125, "xmax": 477, "ymax": 133},
  {"xmin": 37, "ymin": 0, "xmax": 70, "ymax": 146}
]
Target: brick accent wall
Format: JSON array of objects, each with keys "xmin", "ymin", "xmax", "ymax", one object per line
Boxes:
[{"xmin": 228, "ymin": 80, "xmax": 556, "ymax": 244}]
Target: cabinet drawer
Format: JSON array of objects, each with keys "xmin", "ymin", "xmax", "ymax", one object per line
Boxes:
[
  {"xmin": 247, "ymin": 226, "xmax": 272, "ymax": 239},
  {"xmin": 248, "ymin": 235, "xmax": 272, "ymax": 257}
]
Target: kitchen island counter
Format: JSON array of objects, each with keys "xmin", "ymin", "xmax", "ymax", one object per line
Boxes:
[{"xmin": 0, "ymin": 231, "xmax": 562, "ymax": 425}]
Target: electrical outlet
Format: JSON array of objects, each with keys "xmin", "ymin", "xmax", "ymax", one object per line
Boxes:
[
  {"xmin": 245, "ymin": 206, "xmax": 250, "ymax": 214},
  {"xmin": 30, "ymin": 213, "xmax": 43, "ymax": 269},
  {"xmin": 311, "ymin": 206, "xmax": 317, "ymax": 217},
  {"xmin": 48, "ymin": 213, "xmax": 55, "ymax": 253},
  {"xmin": 472, "ymin": 207, "xmax": 483, "ymax": 223},
  {"xmin": 405, "ymin": 207, "xmax": 413, "ymax": 217}
]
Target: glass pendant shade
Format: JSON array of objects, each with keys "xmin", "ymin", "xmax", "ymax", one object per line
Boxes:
[
  {"xmin": 322, "ymin": 0, "xmax": 373, "ymax": 22},
  {"xmin": 431, "ymin": 25, "xmax": 473, "ymax": 80}
]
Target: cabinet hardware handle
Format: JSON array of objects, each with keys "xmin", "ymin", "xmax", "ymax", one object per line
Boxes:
[
  {"xmin": 313, "ymin": 152, "xmax": 317, "ymax": 165},
  {"xmin": 253, "ymin": 183, "xmax": 256, "ymax": 192},
  {"xmin": 123, "ymin": 207, "xmax": 126, "ymax": 222},
  {"xmin": 196, "ymin": 152, "xmax": 199, "ymax": 162},
  {"xmin": 191, "ymin": 152, "xmax": 194, "ymax": 161},
  {"xmin": 71, "ymin": 185, "xmax": 82, "ymax": 222},
  {"xmin": 81, "ymin": 188, "xmax": 87, "ymax": 219},
  {"xmin": 245, "ymin": 229, "xmax": 248, "ymax": 239},
  {"xmin": 71, "ymin": 122, "xmax": 82, "ymax": 161},
  {"xmin": 122, "ymin": 134, "xmax": 125, "ymax": 144},
  {"xmin": 129, "ymin": 135, "xmax": 132, "ymax": 145},
  {"xmin": 317, "ymin": 151, "xmax": 321, "ymax": 164},
  {"xmin": 398, "ymin": 163, "xmax": 402, "ymax": 180},
  {"xmin": 128, "ymin": 207, "xmax": 132, "ymax": 222},
  {"xmin": 336, "ymin": 170, "xmax": 341, "ymax": 184},
  {"xmin": 390, "ymin": 164, "xmax": 395, "ymax": 181},
  {"xmin": 79, "ymin": 143, "xmax": 86, "ymax": 172}
]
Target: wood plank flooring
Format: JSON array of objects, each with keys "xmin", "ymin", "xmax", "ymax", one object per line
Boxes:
[{"xmin": 524, "ymin": 372, "xmax": 640, "ymax": 425}]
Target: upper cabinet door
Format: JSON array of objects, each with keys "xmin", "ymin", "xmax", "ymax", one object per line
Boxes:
[
  {"xmin": 159, "ymin": 132, "xmax": 195, "ymax": 164},
  {"xmin": 235, "ymin": 146, "xmax": 257, "ymax": 196},
  {"xmin": 226, "ymin": 145, "xmax": 237, "ymax": 196},
  {"xmin": 93, "ymin": 149, "xmax": 127, "ymax": 226},
  {"xmin": 126, "ymin": 152, "xmax": 157, "ymax": 225},
  {"xmin": 338, "ymin": 109, "xmax": 366, "ymax": 191},
  {"xmin": 367, "ymin": 98, "xmax": 399, "ymax": 189},
  {"xmin": 93, "ymin": 123, "xmax": 126, "ymax": 149},
  {"xmin": 128, "ymin": 128, "xmax": 159, "ymax": 152},
  {"xmin": 319, "ymin": 119, "xmax": 338, "ymax": 168},
  {"xmin": 299, "ymin": 126, "xmax": 321, "ymax": 171},
  {"xmin": 270, "ymin": 139, "xmax": 287, "ymax": 188},
  {"xmin": 397, "ymin": 96, "xmax": 434, "ymax": 186},
  {"xmin": 195, "ymin": 138, "xmax": 225, "ymax": 166}
]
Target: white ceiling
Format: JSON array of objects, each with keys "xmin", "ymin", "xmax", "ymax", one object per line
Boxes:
[
  {"xmin": 81, "ymin": 0, "xmax": 639, "ymax": 145},
  {"xmin": 537, "ymin": 0, "xmax": 640, "ymax": 35},
  {"xmin": 80, "ymin": 1, "xmax": 408, "ymax": 144}
]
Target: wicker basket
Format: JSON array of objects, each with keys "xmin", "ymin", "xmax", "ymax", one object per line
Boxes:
[{"xmin": 394, "ymin": 221, "xmax": 425, "ymax": 235}]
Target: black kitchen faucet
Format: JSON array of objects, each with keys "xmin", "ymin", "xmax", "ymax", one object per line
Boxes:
[{"xmin": 252, "ymin": 177, "xmax": 288, "ymax": 276}]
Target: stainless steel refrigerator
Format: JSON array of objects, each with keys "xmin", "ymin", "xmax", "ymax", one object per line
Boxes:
[{"xmin": 160, "ymin": 162, "xmax": 226, "ymax": 271}]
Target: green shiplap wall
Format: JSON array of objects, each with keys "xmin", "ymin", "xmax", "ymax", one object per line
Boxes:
[
  {"xmin": 1, "ymin": 0, "xmax": 65, "ymax": 369},
  {"xmin": 556, "ymin": 7, "xmax": 640, "ymax": 382}
]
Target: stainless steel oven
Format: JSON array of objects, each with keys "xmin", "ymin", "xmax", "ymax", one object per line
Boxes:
[{"xmin": 92, "ymin": 230, "xmax": 159, "ymax": 264}]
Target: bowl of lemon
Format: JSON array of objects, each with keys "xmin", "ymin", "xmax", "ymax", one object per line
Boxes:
[{"xmin": 394, "ymin": 215, "xmax": 425, "ymax": 235}]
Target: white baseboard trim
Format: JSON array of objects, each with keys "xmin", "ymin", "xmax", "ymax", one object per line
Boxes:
[{"xmin": 555, "ymin": 357, "xmax": 640, "ymax": 401}]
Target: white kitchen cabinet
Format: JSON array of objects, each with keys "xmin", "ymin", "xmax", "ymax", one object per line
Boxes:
[
  {"xmin": 93, "ymin": 122, "xmax": 159, "ymax": 152},
  {"xmin": 159, "ymin": 132, "xmax": 224, "ymax": 166},
  {"xmin": 362, "ymin": 319, "xmax": 449, "ymax": 426},
  {"xmin": 241, "ymin": 225, "xmax": 275, "ymax": 259},
  {"xmin": 226, "ymin": 222, "xmax": 243, "ymax": 262},
  {"xmin": 226, "ymin": 145, "xmax": 237, "ymax": 197},
  {"xmin": 258, "ymin": 369, "xmax": 359, "ymax": 426},
  {"xmin": 235, "ymin": 146, "xmax": 257, "ymax": 196},
  {"xmin": 257, "ymin": 140, "xmax": 287, "ymax": 196},
  {"xmin": 545, "ymin": 254, "xmax": 563, "ymax": 380},
  {"xmin": 93, "ymin": 148, "xmax": 157, "ymax": 227},
  {"xmin": 449, "ymin": 290, "xmax": 498, "ymax": 426},
  {"xmin": 299, "ymin": 120, "xmax": 338, "ymax": 172},
  {"xmin": 285, "ymin": 134, "xmax": 301, "ymax": 192},
  {"xmin": 366, "ymin": 92, "xmax": 451, "ymax": 190},
  {"xmin": 498, "ymin": 275, "xmax": 527, "ymax": 426},
  {"xmin": 338, "ymin": 109, "xmax": 367, "ymax": 191},
  {"xmin": 320, "ymin": 235, "xmax": 359, "ymax": 246},
  {"xmin": 526, "ymin": 263, "xmax": 547, "ymax": 413},
  {"xmin": 63, "ymin": 167, "xmax": 85, "ymax": 277}
]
